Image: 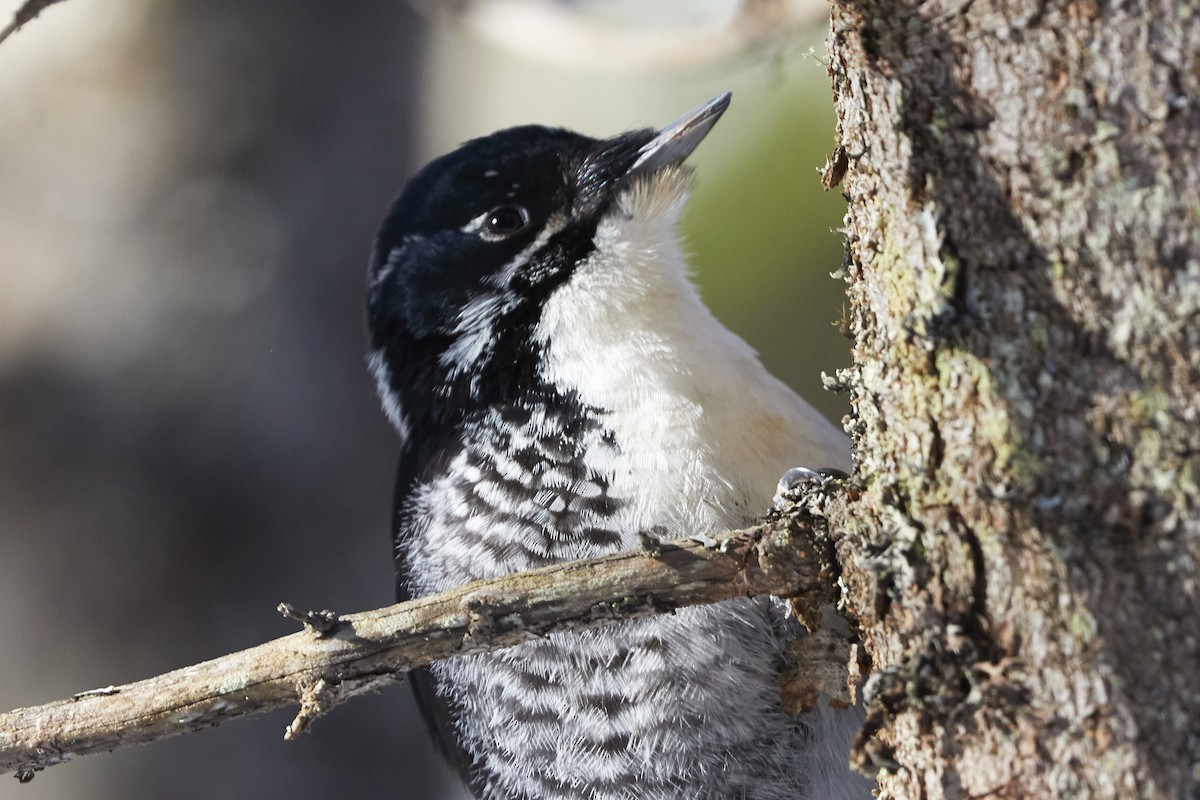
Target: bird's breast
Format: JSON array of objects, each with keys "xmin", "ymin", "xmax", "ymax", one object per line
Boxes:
[{"xmin": 401, "ymin": 395, "xmax": 630, "ymax": 595}]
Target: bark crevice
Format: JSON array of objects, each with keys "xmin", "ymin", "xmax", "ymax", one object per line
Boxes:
[{"xmin": 830, "ymin": 1, "xmax": 1200, "ymax": 796}]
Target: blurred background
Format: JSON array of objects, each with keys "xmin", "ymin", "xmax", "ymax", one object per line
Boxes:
[{"xmin": 0, "ymin": 1, "xmax": 846, "ymax": 798}]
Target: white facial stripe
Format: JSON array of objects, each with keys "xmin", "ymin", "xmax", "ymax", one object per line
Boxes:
[
  {"xmin": 490, "ymin": 212, "xmax": 566, "ymax": 284},
  {"xmin": 437, "ymin": 214, "xmax": 569, "ymax": 393},
  {"xmin": 367, "ymin": 348, "xmax": 411, "ymax": 446},
  {"xmin": 439, "ymin": 290, "xmax": 519, "ymax": 390},
  {"xmin": 460, "ymin": 210, "xmax": 492, "ymax": 235},
  {"xmin": 371, "ymin": 240, "xmax": 410, "ymax": 289}
]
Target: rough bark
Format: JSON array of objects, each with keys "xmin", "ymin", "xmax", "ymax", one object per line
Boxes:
[
  {"xmin": 0, "ymin": 510, "xmax": 842, "ymax": 781},
  {"xmin": 825, "ymin": 1, "xmax": 1200, "ymax": 798}
]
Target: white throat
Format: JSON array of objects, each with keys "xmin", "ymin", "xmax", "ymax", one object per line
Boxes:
[{"xmin": 535, "ymin": 172, "xmax": 850, "ymax": 537}]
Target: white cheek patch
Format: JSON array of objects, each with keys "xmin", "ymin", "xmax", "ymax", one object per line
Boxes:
[
  {"xmin": 439, "ymin": 290, "xmax": 520, "ymax": 393},
  {"xmin": 437, "ymin": 214, "xmax": 569, "ymax": 394},
  {"xmin": 370, "ymin": 241, "xmax": 409, "ymax": 290}
]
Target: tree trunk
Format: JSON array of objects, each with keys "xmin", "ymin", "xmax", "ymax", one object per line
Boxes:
[{"xmin": 825, "ymin": 1, "xmax": 1200, "ymax": 797}]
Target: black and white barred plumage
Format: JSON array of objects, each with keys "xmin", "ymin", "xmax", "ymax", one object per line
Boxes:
[{"xmin": 366, "ymin": 95, "xmax": 869, "ymax": 800}]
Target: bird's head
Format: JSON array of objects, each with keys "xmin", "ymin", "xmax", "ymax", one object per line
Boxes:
[{"xmin": 366, "ymin": 93, "xmax": 730, "ymax": 443}]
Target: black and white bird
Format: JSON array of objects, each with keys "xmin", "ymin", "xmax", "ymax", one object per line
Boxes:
[{"xmin": 366, "ymin": 94, "xmax": 868, "ymax": 800}]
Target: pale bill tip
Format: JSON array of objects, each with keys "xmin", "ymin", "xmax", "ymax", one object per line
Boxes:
[{"xmin": 630, "ymin": 92, "xmax": 732, "ymax": 174}]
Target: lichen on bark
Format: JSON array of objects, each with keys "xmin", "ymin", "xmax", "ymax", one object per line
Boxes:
[{"xmin": 826, "ymin": 1, "xmax": 1200, "ymax": 797}]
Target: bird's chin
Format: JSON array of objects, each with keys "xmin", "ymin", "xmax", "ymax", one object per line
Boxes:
[{"xmin": 612, "ymin": 164, "xmax": 695, "ymax": 226}]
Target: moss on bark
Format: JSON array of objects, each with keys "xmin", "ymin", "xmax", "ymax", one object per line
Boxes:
[{"xmin": 826, "ymin": 1, "xmax": 1200, "ymax": 797}]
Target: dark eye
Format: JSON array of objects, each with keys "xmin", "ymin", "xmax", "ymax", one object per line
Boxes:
[{"xmin": 481, "ymin": 205, "xmax": 529, "ymax": 240}]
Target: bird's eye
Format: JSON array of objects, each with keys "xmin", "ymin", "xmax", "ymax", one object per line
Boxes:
[{"xmin": 481, "ymin": 205, "xmax": 529, "ymax": 240}]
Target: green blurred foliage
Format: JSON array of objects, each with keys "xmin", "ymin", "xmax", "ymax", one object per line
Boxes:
[{"xmin": 684, "ymin": 73, "xmax": 850, "ymax": 427}]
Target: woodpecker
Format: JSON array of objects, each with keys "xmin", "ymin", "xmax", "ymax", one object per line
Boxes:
[{"xmin": 366, "ymin": 94, "xmax": 868, "ymax": 800}]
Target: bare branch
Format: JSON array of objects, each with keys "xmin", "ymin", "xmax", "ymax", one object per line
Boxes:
[
  {"xmin": 0, "ymin": 506, "xmax": 840, "ymax": 781},
  {"xmin": 0, "ymin": 0, "xmax": 69, "ymax": 47}
]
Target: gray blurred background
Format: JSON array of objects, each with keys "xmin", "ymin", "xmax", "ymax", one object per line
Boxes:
[{"xmin": 0, "ymin": 2, "xmax": 847, "ymax": 798}]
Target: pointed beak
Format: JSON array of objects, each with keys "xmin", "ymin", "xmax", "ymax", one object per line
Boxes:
[
  {"xmin": 628, "ymin": 92, "xmax": 731, "ymax": 177},
  {"xmin": 574, "ymin": 92, "xmax": 732, "ymax": 218}
]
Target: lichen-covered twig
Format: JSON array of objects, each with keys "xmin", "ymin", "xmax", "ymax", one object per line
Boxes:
[{"xmin": 0, "ymin": 507, "xmax": 840, "ymax": 781}]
